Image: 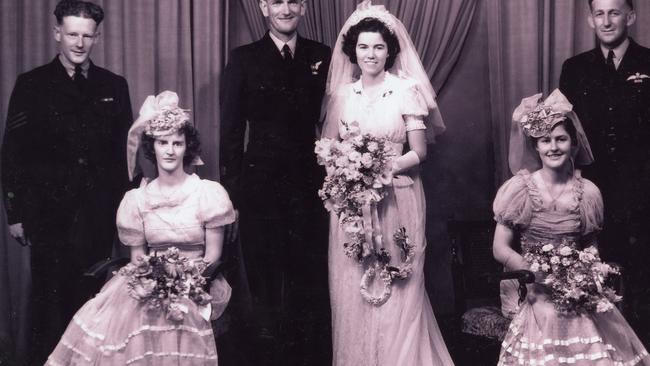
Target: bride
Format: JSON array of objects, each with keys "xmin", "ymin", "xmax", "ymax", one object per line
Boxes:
[{"xmin": 321, "ymin": 1, "xmax": 454, "ymax": 365}]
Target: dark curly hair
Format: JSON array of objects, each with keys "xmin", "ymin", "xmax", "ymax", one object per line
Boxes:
[
  {"xmin": 54, "ymin": 0, "xmax": 104, "ymax": 26},
  {"xmin": 342, "ymin": 18, "xmax": 400, "ymax": 71},
  {"xmin": 141, "ymin": 123, "xmax": 202, "ymax": 167}
]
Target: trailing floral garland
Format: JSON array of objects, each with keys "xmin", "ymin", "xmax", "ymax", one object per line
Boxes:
[
  {"xmin": 315, "ymin": 121, "xmax": 415, "ymax": 306},
  {"xmin": 118, "ymin": 247, "xmax": 212, "ymax": 321},
  {"xmin": 524, "ymin": 239, "xmax": 621, "ymax": 315}
]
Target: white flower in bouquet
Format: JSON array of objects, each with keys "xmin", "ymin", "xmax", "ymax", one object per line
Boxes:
[
  {"xmin": 559, "ymin": 246, "xmax": 573, "ymax": 256},
  {"xmin": 367, "ymin": 141, "xmax": 379, "ymax": 152},
  {"xmin": 542, "ymin": 244, "xmax": 554, "ymax": 252},
  {"xmin": 573, "ymin": 273, "xmax": 585, "ymax": 283},
  {"xmin": 530, "ymin": 262, "xmax": 540, "ymax": 272},
  {"xmin": 540, "ymin": 263, "xmax": 551, "ymax": 272},
  {"xmin": 579, "ymin": 250, "xmax": 596, "ymax": 262},
  {"xmin": 335, "ymin": 155, "xmax": 349, "ymax": 168},
  {"xmin": 596, "ymin": 300, "xmax": 614, "ymax": 313},
  {"xmin": 361, "ymin": 153, "xmax": 374, "ymax": 168},
  {"xmin": 550, "ymin": 255, "xmax": 560, "ymax": 264}
]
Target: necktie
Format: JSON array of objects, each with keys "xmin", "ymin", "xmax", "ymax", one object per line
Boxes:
[
  {"xmin": 282, "ymin": 44, "xmax": 293, "ymax": 63},
  {"xmin": 73, "ymin": 65, "xmax": 86, "ymax": 90},
  {"xmin": 606, "ymin": 50, "xmax": 616, "ymax": 73}
]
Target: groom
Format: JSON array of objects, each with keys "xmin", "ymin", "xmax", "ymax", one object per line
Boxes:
[{"xmin": 219, "ymin": 0, "xmax": 331, "ymax": 364}]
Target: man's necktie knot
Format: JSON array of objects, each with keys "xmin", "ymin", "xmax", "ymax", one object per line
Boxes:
[
  {"xmin": 282, "ymin": 44, "xmax": 292, "ymax": 63},
  {"xmin": 73, "ymin": 65, "xmax": 86, "ymax": 89}
]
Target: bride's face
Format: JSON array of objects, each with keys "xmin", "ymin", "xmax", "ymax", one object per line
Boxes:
[{"xmin": 356, "ymin": 31, "xmax": 388, "ymax": 77}]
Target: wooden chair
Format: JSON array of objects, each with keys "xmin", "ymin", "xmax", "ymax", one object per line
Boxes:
[{"xmin": 449, "ymin": 220, "xmax": 533, "ymax": 365}]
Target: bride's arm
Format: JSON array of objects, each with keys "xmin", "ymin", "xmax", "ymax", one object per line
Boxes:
[{"xmin": 392, "ymin": 129, "xmax": 426, "ymax": 175}]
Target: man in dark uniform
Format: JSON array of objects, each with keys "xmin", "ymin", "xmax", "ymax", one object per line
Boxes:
[
  {"xmin": 219, "ymin": 0, "xmax": 331, "ymax": 364},
  {"xmin": 1, "ymin": 1, "xmax": 132, "ymax": 363},
  {"xmin": 559, "ymin": 0, "xmax": 650, "ymax": 343}
]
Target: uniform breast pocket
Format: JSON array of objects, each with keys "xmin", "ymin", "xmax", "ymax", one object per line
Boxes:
[{"xmin": 93, "ymin": 97, "xmax": 119, "ymax": 118}]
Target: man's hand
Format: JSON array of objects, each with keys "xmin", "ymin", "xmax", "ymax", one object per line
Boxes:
[
  {"xmin": 9, "ymin": 222, "xmax": 29, "ymax": 246},
  {"xmin": 225, "ymin": 209, "xmax": 240, "ymax": 244}
]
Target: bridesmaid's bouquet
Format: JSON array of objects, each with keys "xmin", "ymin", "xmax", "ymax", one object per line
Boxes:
[
  {"xmin": 315, "ymin": 120, "xmax": 396, "ymax": 260},
  {"xmin": 119, "ymin": 247, "xmax": 212, "ymax": 321},
  {"xmin": 524, "ymin": 240, "xmax": 621, "ymax": 315}
]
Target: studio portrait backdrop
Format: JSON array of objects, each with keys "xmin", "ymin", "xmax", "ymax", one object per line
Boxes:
[{"xmin": 1, "ymin": 0, "xmax": 649, "ymax": 361}]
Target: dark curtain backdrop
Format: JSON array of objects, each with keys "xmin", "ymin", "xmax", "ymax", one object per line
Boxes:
[{"xmin": 2, "ymin": 0, "xmax": 650, "ymax": 361}]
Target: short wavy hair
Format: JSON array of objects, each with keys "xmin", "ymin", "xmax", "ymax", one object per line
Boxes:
[
  {"xmin": 588, "ymin": 0, "xmax": 633, "ymax": 10},
  {"xmin": 342, "ymin": 18, "xmax": 400, "ymax": 71},
  {"xmin": 54, "ymin": 0, "xmax": 104, "ymax": 26},
  {"xmin": 141, "ymin": 123, "xmax": 202, "ymax": 167}
]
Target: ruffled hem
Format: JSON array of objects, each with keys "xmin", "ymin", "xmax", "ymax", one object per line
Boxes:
[
  {"xmin": 46, "ymin": 274, "xmax": 218, "ymax": 365},
  {"xmin": 498, "ymin": 304, "xmax": 650, "ymax": 366}
]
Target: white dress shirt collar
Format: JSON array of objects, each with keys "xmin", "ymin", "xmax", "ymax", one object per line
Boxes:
[
  {"xmin": 600, "ymin": 38, "xmax": 630, "ymax": 70},
  {"xmin": 269, "ymin": 31, "xmax": 297, "ymax": 57}
]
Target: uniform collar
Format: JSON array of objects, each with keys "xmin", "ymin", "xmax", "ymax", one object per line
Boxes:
[
  {"xmin": 268, "ymin": 31, "xmax": 297, "ymax": 57},
  {"xmin": 599, "ymin": 38, "xmax": 630, "ymax": 69},
  {"xmin": 58, "ymin": 54, "xmax": 90, "ymax": 78}
]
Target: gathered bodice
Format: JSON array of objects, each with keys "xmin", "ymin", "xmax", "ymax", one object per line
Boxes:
[
  {"xmin": 338, "ymin": 72, "xmax": 428, "ymax": 147},
  {"xmin": 494, "ymin": 170, "xmax": 604, "ymax": 252},
  {"xmin": 116, "ymin": 174, "xmax": 236, "ymax": 256}
]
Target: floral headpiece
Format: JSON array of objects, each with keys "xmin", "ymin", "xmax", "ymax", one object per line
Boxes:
[
  {"xmin": 137, "ymin": 91, "xmax": 190, "ymax": 137},
  {"xmin": 347, "ymin": 0, "xmax": 396, "ymax": 34},
  {"xmin": 126, "ymin": 91, "xmax": 201, "ymax": 181},
  {"xmin": 512, "ymin": 89, "xmax": 573, "ymax": 138}
]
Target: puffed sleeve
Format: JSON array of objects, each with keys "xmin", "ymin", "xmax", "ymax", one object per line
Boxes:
[
  {"xmin": 493, "ymin": 171, "xmax": 534, "ymax": 229},
  {"xmin": 400, "ymin": 82, "xmax": 428, "ymax": 132},
  {"xmin": 116, "ymin": 189, "xmax": 146, "ymax": 246},
  {"xmin": 580, "ymin": 178, "xmax": 604, "ymax": 236},
  {"xmin": 199, "ymin": 180, "xmax": 236, "ymax": 229}
]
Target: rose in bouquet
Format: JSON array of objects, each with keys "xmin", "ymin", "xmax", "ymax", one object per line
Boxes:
[
  {"xmin": 315, "ymin": 121, "xmax": 415, "ymax": 306},
  {"xmin": 315, "ymin": 120, "xmax": 396, "ymax": 260},
  {"xmin": 524, "ymin": 239, "xmax": 621, "ymax": 315},
  {"xmin": 118, "ymin": 247, "xmax": 212, "ymax": 321}
]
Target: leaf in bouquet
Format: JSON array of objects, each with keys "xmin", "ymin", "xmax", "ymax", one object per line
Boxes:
[{"xmin": 377, "ymin": 248, "xmax": 391, "ymax": 265}]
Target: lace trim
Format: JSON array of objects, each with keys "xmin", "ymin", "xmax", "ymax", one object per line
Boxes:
[{"xmin": 126, "ymin": 351, "xmax": 218, "ymax": 365}]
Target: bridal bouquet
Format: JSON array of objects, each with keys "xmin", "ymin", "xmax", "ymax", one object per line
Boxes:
[
  {"xmin": 315, "ymin": 121, "xmax": 414, "ymax": 306},
  {"xmin": 118, "ymin": 247, "xmax": 212, "ymax": 321},
  {"xmin": 524, "ymin": 240, "xmax": 621, "ymax": 315},
  {"xmin": 315, "ymin": 120, "xmax": 396, "ymax": 260}
]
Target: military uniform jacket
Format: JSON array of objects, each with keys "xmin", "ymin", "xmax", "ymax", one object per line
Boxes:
[
  {"xmin": 560, "ymin": 39, "xmax": 650, "ymax": 225},
  {"xmin": 219, "ymin": 32, "xmax": 331, "ymax": 210},
  {"xmin": 1, "ymin": 56, "xmax": 132, "ymax": 241}
]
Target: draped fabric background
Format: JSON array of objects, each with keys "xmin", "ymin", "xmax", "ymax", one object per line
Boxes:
[
  {"xmin": 238, "ymin": 0, "xmax": 478, "ymax": 91},
  {"xmin": 0, "ymin": 0, "xmax": 228, "ymax": 360},
  {"xmin": 487, "ymin": 0, "xmax": 650, "ymax": 183},
  {"xmin": 2, "ymin": 0, "xmax": 650, "ymax": 361}
]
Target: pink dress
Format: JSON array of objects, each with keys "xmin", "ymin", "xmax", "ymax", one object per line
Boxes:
[
  {"xmin": 46, "ymin": 174, "xmax": 236, "ymax": 365},
  {"xmin": 494, "ymin": 170, "xmax": 649, "ymax": 366},
  {"xmin": 328, "ymin": 73, "xmax": 454, "ymax": 366}
]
